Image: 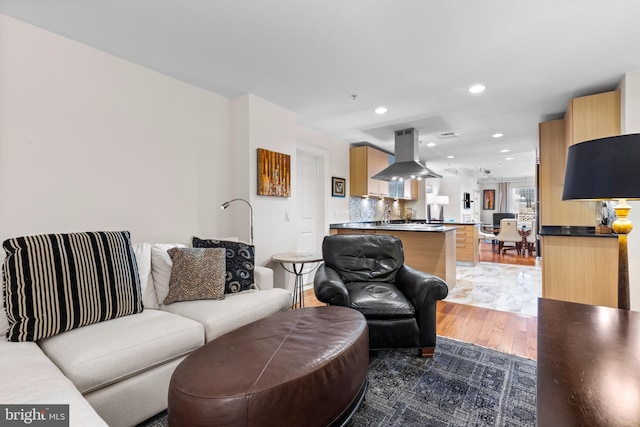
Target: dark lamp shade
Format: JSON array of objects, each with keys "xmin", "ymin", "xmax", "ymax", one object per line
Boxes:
[{"xmin": 562, "ymin": 133, "xmax": 640, "ymax": 201}]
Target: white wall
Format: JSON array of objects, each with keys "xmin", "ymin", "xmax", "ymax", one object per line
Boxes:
[
  {"xmin": 0, "ymin": 14, "xmax": 230, "ymax": 245},
  {"xmin": 296, "ymin": 126, "xmax": 350, "ymax": 225},
  {"xmin": 619, "ymin": 70, "xmax": 640, "ymax": 311},
  {"xmin": 0, "ymin": 14, "xmax": 352, "ymax": 290}
]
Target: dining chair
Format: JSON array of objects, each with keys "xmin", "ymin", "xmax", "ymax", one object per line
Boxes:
[
  {"xmin": 526, "ymin": 220, "xmax": 537, "ymax": 256},
  {"xmin": 496, "ymin": 219, "xmax": 521, "ymax": 255}
]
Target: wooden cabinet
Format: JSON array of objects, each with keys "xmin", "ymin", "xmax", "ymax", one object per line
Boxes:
[
  {"xmin": 538, "ymin": 90, "xmax": 621, "ymax": 227},
  {"xmin": 349, "ymin": 146, "xmax": 418, "ymax": 200},
  {"xmin": 454, "ymin": 224, "xmax": 479, "ymax": 266},
  {"xmin": 350, "ymin": 146, "xmax": 389, "ymax": 197},
  {"xmin": 541, "ymin": 235, "xmax": 618, "ymax": 308},
  {"xmin": 539, "ymin": 90, "xmax": 622, "ymax": 307},
  {"xmin": 566, "ymin": 90, "xmax": 621, "ymax": 146},
  {"xmin": 539, "ymin": 120, "xmax": 593, "ymax": 226}
]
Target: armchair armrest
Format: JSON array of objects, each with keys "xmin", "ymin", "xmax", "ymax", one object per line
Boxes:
[
  {"xmin": 395, "ymin": 265, "xmax": 449, "ymax": 348},
  {"xmin": 395, "ymin": 265, "xmax": 448, "ymax": 308},
  {"xmin": 313, "ymin": 264, "xmax": 350, "ymax": 306}
]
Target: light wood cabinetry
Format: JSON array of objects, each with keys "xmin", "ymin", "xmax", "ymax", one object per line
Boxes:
[
  {"xmin": 349, "ymin": 146, "xmax": 417, "ymax": 200},
  {"xmin": 454, "ymin": 224, "xmax": 479, "ymax": 266},
  {"xmin": 349, "ymin": 145, "xmax": 389, "ymax": 197},
  {"xmin": 334, "ymin": 228, "xmax": 456, "ymax": 287},
  {"xmin": 566, "ymin": 90, "xmax": 621, "ymax": 146},
  {"xmin": 538, "ymin": 89, "xmax": 622, "ymax": 307},
  {"xmin": 541, "ymin": 235, "xmax": 618, "ymax": 308},
  {"xmin": 539, "ymin": 120, "xmax": 593, "ymax": 226},
  {"xmin": 538, "ymin": 90, "xmax": 621, "ymax": 227}
]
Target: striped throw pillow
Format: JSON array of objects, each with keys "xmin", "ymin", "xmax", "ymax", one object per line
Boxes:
[{"xmin": 2, "ymin": 231, "xmax": 143, "ymax": 342}]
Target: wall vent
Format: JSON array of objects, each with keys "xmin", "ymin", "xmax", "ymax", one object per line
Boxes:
[{"xmin": 436, "ymin": 131, "xmax": 460, "ymax": 139}]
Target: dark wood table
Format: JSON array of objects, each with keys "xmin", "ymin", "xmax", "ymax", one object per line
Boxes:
[{"xmin": 537, "ymin": 298, "xmax": 640, "ymax": 426}]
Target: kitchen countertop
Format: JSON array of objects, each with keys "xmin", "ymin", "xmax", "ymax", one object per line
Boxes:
[
  {"xmin": 540, "ymin": 225, "xmax": 619, "ymax": 238},
  {"xmin": 329, "ymin": 221, "xmax": 457, "ymax": 233}
]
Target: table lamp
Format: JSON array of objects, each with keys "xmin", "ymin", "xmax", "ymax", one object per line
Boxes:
[
  {"xmin": 221, "ymin": 198, "xmax": 254, "ymax": 244},
  {"xmin": 435, "ymin": 195, "xmax": 450, "ymax": 221},
  {"xmin": 562, "ymin": 133, "xmax": 640, "ymax": 310},
  {"xmin": 426, "ymin": 193, "xmax": 437, "ymax": 222}
]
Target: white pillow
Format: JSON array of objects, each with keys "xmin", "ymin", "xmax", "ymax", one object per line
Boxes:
[
  {"xmin": 151, "ymin": 243, "xmax": 187, "ymax": 305},
  {"xmin": 132, "ymin": 243, "xmax": 160, "ymax": 310}
]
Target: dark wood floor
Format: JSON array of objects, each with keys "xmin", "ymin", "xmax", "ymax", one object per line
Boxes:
[{"xmin": 304, "ymin": 241, "xmax": 539, "ymax": 360}]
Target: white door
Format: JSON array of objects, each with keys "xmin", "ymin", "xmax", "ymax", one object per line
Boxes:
[{"xmin": 296, "ymin": 152, "xmax": 320, "ymax": 286}]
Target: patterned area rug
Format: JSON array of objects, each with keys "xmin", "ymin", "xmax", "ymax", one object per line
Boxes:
[{"xmin": 137, "ymin": 337, "xmax": 536, "ymax": 427}]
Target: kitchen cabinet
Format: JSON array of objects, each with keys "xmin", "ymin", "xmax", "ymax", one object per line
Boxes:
[
  {"xmin": 388, "ymin": 179, "xmax": 418, "ymax": 200},
  {"xmin": 565, "ymin": 90, "xmax": 621, "ymax": 146},
  {"xmin": 538, "ymin": 90, "xmax": 621, "ymax": 308},
  {"xmin": 452, "ymin": 223, "xmax": 480, "ymax": 266},
  {"xmin": 349, "ymin": 146, "xmax": 418, "ymax": 200},
  {"xmin": 541, "ymin": 231, "xmax": 618, "ymax": 308},
  {"xmin": 350, "ymin": 145, "xmax": 389, "ymax": 197}
]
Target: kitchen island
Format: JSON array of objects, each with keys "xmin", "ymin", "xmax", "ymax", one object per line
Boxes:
[{"xmin": 329, "ymin": 222, "xmax": 457, "ymax": 288}]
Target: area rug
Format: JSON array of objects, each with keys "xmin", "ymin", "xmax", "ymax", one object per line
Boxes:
[
  {"xmin": 137, "ymin": 336, "xmax": 536, "ymax": 427},
  {"xmin": 448, "ymin": 262, "xmax": 542, "ymax": 317}
]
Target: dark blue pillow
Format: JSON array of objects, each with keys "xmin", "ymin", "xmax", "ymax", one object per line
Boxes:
[{"xmin": 192, "ymin": 237, "xmax": 256, "ymax": 293}]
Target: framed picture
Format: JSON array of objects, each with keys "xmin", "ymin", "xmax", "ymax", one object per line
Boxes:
[
  {"xmin": 483, "ymin": 189, "xmax": 495, "ymax": 210},
  {"xmin": 257, "ymin": 148, "xmax": 291, "ymax": 197},
  {"xmin": 332, "ymin": 177, "xmax": 346, "ymax": 197}
]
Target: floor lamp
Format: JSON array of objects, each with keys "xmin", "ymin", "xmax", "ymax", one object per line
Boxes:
[
  {"xmin": 220, "ymin": 198, "xmax": 254, "ymax": 244},
  {"xmin": 562, "ymin": 133, "xmax": 640, "ymax": 310}
]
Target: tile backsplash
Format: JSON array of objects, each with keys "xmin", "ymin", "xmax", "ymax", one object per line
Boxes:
[{"xmin": 349, "ymin": 197, "xmax": 408, "ymax": 222}]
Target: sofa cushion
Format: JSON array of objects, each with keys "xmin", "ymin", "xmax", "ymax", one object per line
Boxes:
[
  {"xmin": 161, "ymin": 288, "xmax": 291, "ymax": 342},
  {"xmin": 132, "ymin": 242, "xmax": 160, "ymax": 309},
  {"xmin": 38, "ymin": 309, "xmax": 204, "ymax": 394},
  {"xmin": 192, "ymin": 237, "xmax": 257, "ymax": 293},
  {"xmin": 164, "ymin": 247, "xmax": 226, "ymax": 304},
  {"xmin": 150, "ymin": 243, "xmax": 188, "ymax": 305},
  {"xmin": 0, "ymin": 339, "xmax": 108, "ymax": 426},
  {"xmin": 2, "ymin": 231, "xmax": 143, "ymax": 342}
]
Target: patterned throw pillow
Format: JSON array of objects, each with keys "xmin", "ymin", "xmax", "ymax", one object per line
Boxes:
[
  {"xmin": 2, "ymin": 231, "xmax": 143, "ymax": 342},
  {"xmin": 192, "ymin": 237, "xmax": 257, "ymax": 293},
  {"xmin": 163, "ymin": 248, "xmax": 226, "ymax": 304}
]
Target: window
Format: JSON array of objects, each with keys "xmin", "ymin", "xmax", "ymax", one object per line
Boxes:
[{"xmin": 511, "ymin": 186, "xmax": 535, "ymax": 212}]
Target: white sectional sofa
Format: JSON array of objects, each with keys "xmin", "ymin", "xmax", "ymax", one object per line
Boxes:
[{"xmin": 0, "ymin": 239, "xmax": 292, "ymax": 427}]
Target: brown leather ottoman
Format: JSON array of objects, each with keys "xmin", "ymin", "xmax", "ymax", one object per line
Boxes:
[{"xmin": 168, "ymin": 306, "xmax": 369, "ymax": 427}]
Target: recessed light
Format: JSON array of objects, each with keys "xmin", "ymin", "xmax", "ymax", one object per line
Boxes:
[
  {"xmin": 426, "ymin": 142, "xmax": 437, "ymax": 147},
  {"xmin": 500, "ymin": 149, "xmax": 510, "ymax": 153},
  {"xmin": 374, "ymin": 106, "xmax": 388, "ymax": 115},
  {"xmin": 492, "ymin": 133, "xmax": 504, "ymax": 138},
  {"xmin": 447, "ymin": 155, "xmax": 455, "ymax": 159},
  {"xmin": 468, "ymin": 84, "xmax": 486, "ymax": 94},
  {"xmin": 505, "ymin": 157, "xmax": 514, "ymax": 160}
]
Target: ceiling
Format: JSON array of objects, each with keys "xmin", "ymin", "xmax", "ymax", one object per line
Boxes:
[{"xmin": 2, "ymin": 1, "xmax": 640, "ymax": 182}]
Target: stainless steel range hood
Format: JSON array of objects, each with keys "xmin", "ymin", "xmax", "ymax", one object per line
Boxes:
[{"xmin": 371, "ymin": 128, "xmax": 442, "ymax": 181}]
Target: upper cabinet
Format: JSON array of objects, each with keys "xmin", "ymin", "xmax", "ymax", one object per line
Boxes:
[
  {"xmin": 539, "ymin": 90, "xmax": 621, "ymax": 226},
  {"xmin": 566, "ymin": 90, "xmax": 621, "ymax": 146},
  {"xmin": 349, "ymin": 146, "xmax": 418, "ymax": 200}
]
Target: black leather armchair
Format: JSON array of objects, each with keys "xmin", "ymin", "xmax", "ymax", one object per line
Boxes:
[{"xmin": 314, "ymin": 234, "xmax": 449, "ymax": 356}]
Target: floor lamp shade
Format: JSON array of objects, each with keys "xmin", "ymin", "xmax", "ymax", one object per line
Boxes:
[{"xmin": 562, "ymin": 133, "xmax": 640, "ymax": 310}]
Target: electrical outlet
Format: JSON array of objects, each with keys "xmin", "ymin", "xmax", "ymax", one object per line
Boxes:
[{"xmin": 285, "ymin": 211, "xmax": 291, "ymax": 222}]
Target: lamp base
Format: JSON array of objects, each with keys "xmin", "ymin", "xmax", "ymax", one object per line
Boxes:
[{"xmin": 613, "ymin": 199, "xmax": 632, "ymax": 310}]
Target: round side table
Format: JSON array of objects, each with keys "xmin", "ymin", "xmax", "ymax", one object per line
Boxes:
[{"xmin": 271, "ymin": 252, "xmax": 323, "ymax": 309}]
